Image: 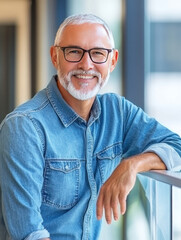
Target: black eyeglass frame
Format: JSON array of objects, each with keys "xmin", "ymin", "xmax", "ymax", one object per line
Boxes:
[{"xmin": 55, "ymin": 46, "xmax": 113, "ymax": 64}]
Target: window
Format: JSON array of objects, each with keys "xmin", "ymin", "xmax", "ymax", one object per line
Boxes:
[
  {"xmin": 144, "ymin": 1, "xmax": 181, "ymax": 239},
  {"xmin": 0, "ymin": 0, "xmax": 31, "ymax": 121},
  {"xmin": 145, "ymin": 0, "xmax": 181, "ymax": 136}
]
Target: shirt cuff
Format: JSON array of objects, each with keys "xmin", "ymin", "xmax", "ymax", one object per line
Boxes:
[
  {"xmin": 144, "ymin": 143, "xmax": 181, "ymax": 171},
  {"xmin": 24, "ymin": 229, "xmax": 50, "ymax": 240}
]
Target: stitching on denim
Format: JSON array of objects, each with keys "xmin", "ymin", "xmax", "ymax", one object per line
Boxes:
[{"xmin": 42, "ymin": 159, "xmax": 81, "ymax": 209}]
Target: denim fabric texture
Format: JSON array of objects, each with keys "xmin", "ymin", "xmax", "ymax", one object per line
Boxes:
[{"xmin": 0, "ymin": 76, "xmax": 181, "ymax": 240}]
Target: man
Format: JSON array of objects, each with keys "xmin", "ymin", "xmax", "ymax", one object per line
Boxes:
[{"xmin": 0, "ymin": 14, "xmax": 181, "ymax": 240}]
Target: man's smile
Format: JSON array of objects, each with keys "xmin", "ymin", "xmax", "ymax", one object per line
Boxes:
[{"xmin": 74, "ymin": 74, "xmax": 95, "ymax": 80}]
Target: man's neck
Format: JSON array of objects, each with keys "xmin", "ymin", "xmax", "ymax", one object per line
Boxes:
[{"xmin": 57, "ymin": 80, "xmax": 95, "ymax": 121}]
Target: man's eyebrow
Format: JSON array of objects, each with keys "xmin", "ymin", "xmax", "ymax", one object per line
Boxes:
[{"xmin": 61, "ymin": 45, "xmax": 81, "ymax": 48}]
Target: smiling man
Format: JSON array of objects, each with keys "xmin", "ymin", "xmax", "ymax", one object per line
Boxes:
[
  {"xmin": 0, "ymin": 14, "xmax": 181, "ymax": 240},
  {"xmin": 51, "ymin": 21, "xmax": 117, "ymax": 120}
]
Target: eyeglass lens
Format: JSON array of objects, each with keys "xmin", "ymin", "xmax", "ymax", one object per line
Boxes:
[{"xmin": 64, "ymin": 47, "xmax": 110, "ymax": 63}]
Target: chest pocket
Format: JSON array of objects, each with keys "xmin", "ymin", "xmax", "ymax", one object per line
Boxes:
[
  {"xmin": 42, "ymin": 160, "xmax": 80, "ymax": 209},
  {"xmin": 97, "ymin": 142, "xmax": 122, "ymax": 184}
]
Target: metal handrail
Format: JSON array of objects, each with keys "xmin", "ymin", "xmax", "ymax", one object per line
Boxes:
[{"xmin": 141, "ymin": 170, "xmax": 181, "ymax": 188}]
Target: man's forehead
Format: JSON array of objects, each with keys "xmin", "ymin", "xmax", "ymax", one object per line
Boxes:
[
  {"xmin": 59, "ymin": 23, "xmax": 110, "ymax": 43},
  {"xmin": 64, "ymin": 22, "xmax": 106, "ymax": 32}
]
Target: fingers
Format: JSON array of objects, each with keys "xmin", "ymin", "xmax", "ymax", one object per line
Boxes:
[
  {"xmin": 96, "ymin": 190, "xmax": 104, "ymax": 221},
  {"xmin": 104, "ymin": 197, "xmax": 112, "ymax": 224},
  {"xmin": 97, "ymin": 190, "xmax": 113, "ymax": 224},
  {"xmin": 96, "ymin": 160, "xmax": 137, "ymax": 224},
  {"xmin": 119, "ymin": 197, "xmax": 126, "ymax": 215},
  {"xmin": 97, "ymin": 187, "xmax": 127, "ymax": 224},
  {"xmin": 112, "ymin": 198, "xmax": 119, "ymax": 221}
]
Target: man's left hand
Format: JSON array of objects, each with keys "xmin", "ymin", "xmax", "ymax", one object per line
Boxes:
[{"xmin": 96, "ymin": 158, "xmax": 137, "ymax": 224}]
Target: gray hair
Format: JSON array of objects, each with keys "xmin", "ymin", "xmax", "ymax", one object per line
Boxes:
[{"xmin": 54, "ymin": 14, "xmax": 115, "ymax": 48}]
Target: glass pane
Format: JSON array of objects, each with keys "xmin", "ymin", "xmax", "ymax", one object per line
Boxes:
[
  {"xmin": 126, "ymin": 178, "xmax": 150, "ymax": 240},
  {"xmin": 145, "ymin": 3, "xmax": 181, "ymax": 239},
  {"xmin": 172, "ymin": 186, "xmax": 181, "ymax": 240},
  {"xmin": 139, "ymin": 175, "xmax": 172, "ymax": 240},
  {"xmin": 155, "ymin": 181, "xmax": 171, "ymax": 240},
  {"xmin": 145, "ymin": 0, "xmax": 181, "ymax": 136}
]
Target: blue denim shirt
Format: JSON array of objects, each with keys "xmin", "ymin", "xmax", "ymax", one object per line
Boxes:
[{"xmin": 0, "ymin": 76, "xmax": 181, "ymax": 240}]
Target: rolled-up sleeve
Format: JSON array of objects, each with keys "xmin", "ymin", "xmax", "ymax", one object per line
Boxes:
[{"xmin": 144, "ymin": 143, "xmax": 181, "ymax": 171}]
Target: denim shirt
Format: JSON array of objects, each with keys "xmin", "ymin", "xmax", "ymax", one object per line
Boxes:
[{"xmin": 0, "ymin": 76, "xmax": 181, "ymax": 240}]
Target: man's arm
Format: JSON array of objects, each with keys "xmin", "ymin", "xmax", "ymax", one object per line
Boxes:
[
  {"xmin": 96, "ymin": 152, "xmax": 166, "ymax": 224},
  {"xmin": 0, "ymin": 115, "xmax": 50, "ymax": 239}
]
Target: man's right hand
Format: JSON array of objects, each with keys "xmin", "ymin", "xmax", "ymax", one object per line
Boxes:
[{"xmin": 39, "ymin": 238, "xmax": 51, "ymax": 240}]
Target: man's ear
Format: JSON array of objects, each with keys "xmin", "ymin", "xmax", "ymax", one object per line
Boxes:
[
  {"xmin": 50, "ymin": 46, "xmax": 58, "ymax": 69},
  {"xmin": 110, "ymin": 49, "xmax": 119, "ymax": 72}
]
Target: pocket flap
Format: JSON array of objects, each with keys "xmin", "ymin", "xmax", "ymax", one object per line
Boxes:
[
  {"xmin": 49, "ymin": 160, "xmax": 80, "ymax": 173},
  {"xmin": 97, "ymin": 143, "xmax": 122, "ymax": 160}
]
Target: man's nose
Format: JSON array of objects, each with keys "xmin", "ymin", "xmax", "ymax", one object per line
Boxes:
[{"xmin": 77, "ymin": 52, "xmax": 94, "ymax": 70}]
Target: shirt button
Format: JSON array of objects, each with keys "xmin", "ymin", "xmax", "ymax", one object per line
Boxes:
[{"xmin": 65, "ymin": 165, "xmax": 69, "ymax": 171}]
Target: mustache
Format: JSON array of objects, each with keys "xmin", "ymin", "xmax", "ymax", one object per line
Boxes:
[{"xmin": 67, "ymin": 70, "xmax": 101, "ymax": 79}]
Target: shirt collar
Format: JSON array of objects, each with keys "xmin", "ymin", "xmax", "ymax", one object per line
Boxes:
[{"xmin": 46, "ymin": 75, "xmax": 101, "ymax": 127}]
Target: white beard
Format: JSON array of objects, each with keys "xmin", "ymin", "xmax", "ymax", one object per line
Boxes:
[{"xmin": 57, "ymin": 69, "xmax": 110, "ymax": 100}]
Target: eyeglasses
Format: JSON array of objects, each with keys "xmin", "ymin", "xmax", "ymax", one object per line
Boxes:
[{"xmin": 55, "ymin": 46, "xmax": 113, "ymax": 64}]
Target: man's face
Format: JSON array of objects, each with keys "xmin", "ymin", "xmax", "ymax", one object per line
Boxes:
[{"xmin": 51, "ymin": 23, "xmax": 118, "ymax": 100}]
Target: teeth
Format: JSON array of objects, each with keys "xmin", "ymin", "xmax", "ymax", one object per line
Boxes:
[{"xmin": 76, "ymin": 75, "xmax": 93, "ymax": 79}]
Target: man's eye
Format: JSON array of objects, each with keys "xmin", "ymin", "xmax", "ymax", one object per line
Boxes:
[
  {"xmin": 68, "ymin": 49, "xmax": 82, "ymax": 54},
  {"xmin": 92, "ymin": 50, "xmax": 106, "ymax": 56}
]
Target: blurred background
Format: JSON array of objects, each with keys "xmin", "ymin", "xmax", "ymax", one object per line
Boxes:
[{"xmin": 0, "ymin": 0, "xmax": 181, "ymax": 239}]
